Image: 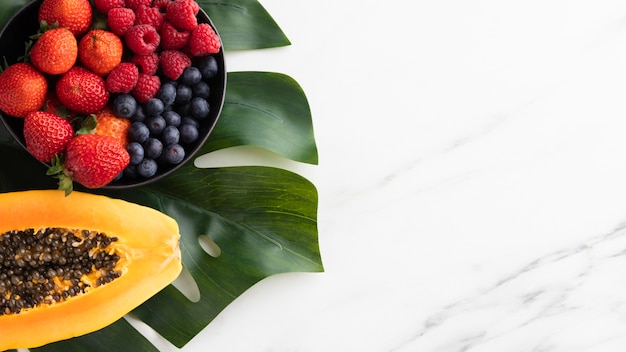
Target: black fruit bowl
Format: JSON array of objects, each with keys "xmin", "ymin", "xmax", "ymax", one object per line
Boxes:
[{"xmin": 0, "ymin": 0, "xmax": 226, "ymax": 189}]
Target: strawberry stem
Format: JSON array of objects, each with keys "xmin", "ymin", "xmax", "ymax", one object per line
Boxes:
[{"xmin": 47, "ymin": 155, "xmax": 74, "ymax": 196}]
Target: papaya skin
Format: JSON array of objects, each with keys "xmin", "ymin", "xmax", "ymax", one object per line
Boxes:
[{"xmin": 0, "ymin": 190, "xmax": 182, "ymax": 349}]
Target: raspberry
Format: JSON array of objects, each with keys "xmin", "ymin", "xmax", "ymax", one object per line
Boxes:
[
  {"xmin": 131, "ymin": 52, "xmax": 160, "ymax": 75},
  {"xmin": 135, "ymin": 4, "xmax": 164, "ymax": 30},
  {"xmin": 166, "ymin": 0, "xmax": 198, "ymax": 31},
  {"xmin": 152, "ymin": 0, "xmax": 173, "ymax": 12},
  {"xmin": 125, "ymin": 0, "xmax": 151, "ymax": 10},
  {"xmin": 132, "ymin": 74, "xmax": 161, "ymax": 104},
  {"xmin": 108, "ymin": 7, "xmax": 135, "ymax": 36},
  {"xmin": 189, "ymin": 0, "xmax": 200, "ymax": 14},
  {"xmin": 188, "ymin": 23, "xmax": 221, "ymax": 56},
  {"xmin": 159, "ymin": 50, "xmax": 191, "ymax": 80},
  {"xmin": 160, "ymin": 21, "xmax": 190, "ymax": 50},
  {"xmin": 125, "ymin": 24, "xmax": 161, "ymax": 55},
  {"xmin": 106, "ymin": 63, "xmax": 139, "ymax": 93},
  {"xmin": 93, "ymin": 0, "xmax": 125, "ymax": 14}
]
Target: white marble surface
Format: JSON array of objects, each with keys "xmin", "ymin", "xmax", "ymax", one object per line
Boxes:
[{"xmin": 159, "ymin": 0, "xmax": 626, "ymax": 351}]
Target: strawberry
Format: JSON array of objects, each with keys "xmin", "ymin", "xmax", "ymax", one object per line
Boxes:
[
  {"xmin": 0, "ymin": 63, "xmax": 48, "ymax": 118},
  {"xmin": 38, "ymin": 0, "xmax": 93, "ymax": 36},
  {"xmin": 30, "ymin": 27, "xmax": 78, "ymax": 75},
  {"xmin": 23, "ymin": 111, "xmax": 74, "ymax": 163},
  {"xmin": 42, "ymin": 92, "xmax": 65, "ymax": 115},
  {"xmin": 78, "ymin": 29, "xmax": 124, "ymax": 76},
  {"xmin": 93, "ymin": 108, "xmax": 131, "ymax": 146},
  {"xmin": 64, "ymin": 134, "xmax": 130, "ymax": 189},
  {"xmin": 56, "ymin": 66, "xmax": 109, "ymax": 114}
]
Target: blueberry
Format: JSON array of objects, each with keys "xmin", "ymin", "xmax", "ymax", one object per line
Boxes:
[
  {"xmin": 131, "ymin": 105, "xmax": 146, "ymax": 122},
  {"xmin": 156, "ymin": 83, "xmax": 177, "ymax": 107},
  {"xmin": 162, "ymin": 126, "xmax": 180, "ymax": 145},
  {"xmin": 112, "ymin": 94, "xmax": 137, "ymax": 118},
  {"xmin": 190, "ymin": 97, "xmax": 210, "ymax": 119},
  {"xmin": 146, "ymin": 116, "xmax": 166, "ymax": 136},
  {"xmin": 123, "ymin": 165, "xmax": 139, "ymax": 179},
  {"xmin": 161, "ymin": 78, "xmax": 178, "ymax": 88},
  {"xmin": 192, "ymin": 81, "xmax": 210, "ymax": 99},
  {"xmin": 180, "ymin": 124, "xmax": 199, "ymax": 144},
  {"xmin": 181, "ymin": 117, "xmax": 199, "ymax": 128},
  {"xmin": 137, "ymin": 159, "xmax": 158, "ymax": 178},
  {"xmin": 144, "ymin": 98, "xmax": 165, "ymax": 117},
  {"xmin": 128, "ymin": 122, "xmax": 150, "ymax": 144},
  {"xmin": 162, "ymin": 110, "xmax": 181, "ymax": 127},
  {"xmin": 180, "ymin": 66, "xmax": 202, "ymax": 86},
  {"xmin": 197, "ymin": 55, "xmax": 218, "ymax": 79},
  {"xmin": 144, "ymin": 138, "xmax": 163, "ymax": 159},
  {"xmin": 175, "ymin": 84, "xmax": 192, "ymax": 104},
  {"xmin": 126, "ymin": 142, "xmax": 144, "ymax": 165},
  {"xmin": 161, "ymin": 144, "xmax": 185, "ymax": 164}
]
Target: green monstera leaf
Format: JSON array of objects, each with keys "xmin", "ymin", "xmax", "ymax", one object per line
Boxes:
[
  {"xmin": 0, "ymin": 0, "xmax": 321, "ymax": 350},
  {"xmin": 199, "ymin": 0, "xmax": 291, "ymax": 50}
]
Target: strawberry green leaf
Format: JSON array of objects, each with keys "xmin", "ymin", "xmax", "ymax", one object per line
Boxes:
[
  {"xmin": 199, "ymin": 0, "xmax": 291, "ymax": 49},
  {"xmin": 202, "ymin": 72, "xmax": 318, "ymax": 165}
]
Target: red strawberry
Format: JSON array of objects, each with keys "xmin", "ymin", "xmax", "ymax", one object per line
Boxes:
[
  {"xmin": 23, "ymin": 111, "xmax": 74, "ymax": 163},
  {"xmin": 188, "ymin": 23, "xmax": 221, "ymax": 56},
  {"xmin": 30, "ymin": 27, "xmax": 78, "ymax": 75},
  {"xmin": 56, "ymin": 66, "xmax": 109, "ymax": 114},
  {"xmin": 42, "ymin": 92, "xmax": 69, "ymax": 117},
  {"xmin": 38, "ymin": 0, "xmax": 93, "ymax": 36},
  {"xmin": 93, "ymin": 108, "xmax": 131, "ymax": 146},
  {"xmin": 0, "ymin": 63, "xmax": 48, "ymax": 118},
  {"xmin": 78, "ymin": 29, "xmax": 124, "ymax": 76},
  {"xmin": 64, "ymin": 134, "xmax": 130, "ymax": 189},
  {"xmin": 159, "ymin": 50, "xmax": 191, "ymax": 80}
]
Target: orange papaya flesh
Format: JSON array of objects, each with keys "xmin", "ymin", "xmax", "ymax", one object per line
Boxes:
[{"xmin": 0, "ymin": 190, "xmax": 182, "ymax": 349}]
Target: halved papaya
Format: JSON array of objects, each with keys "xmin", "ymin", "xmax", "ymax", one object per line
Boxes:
[{"xmin": 0, "ymin": 190, "xmax": 182, "ymax": 349}]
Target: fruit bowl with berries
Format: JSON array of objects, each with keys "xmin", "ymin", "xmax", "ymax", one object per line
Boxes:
[{"xmin": 0, "ymin": 0, "xmax": 226, "ymax": 192}]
